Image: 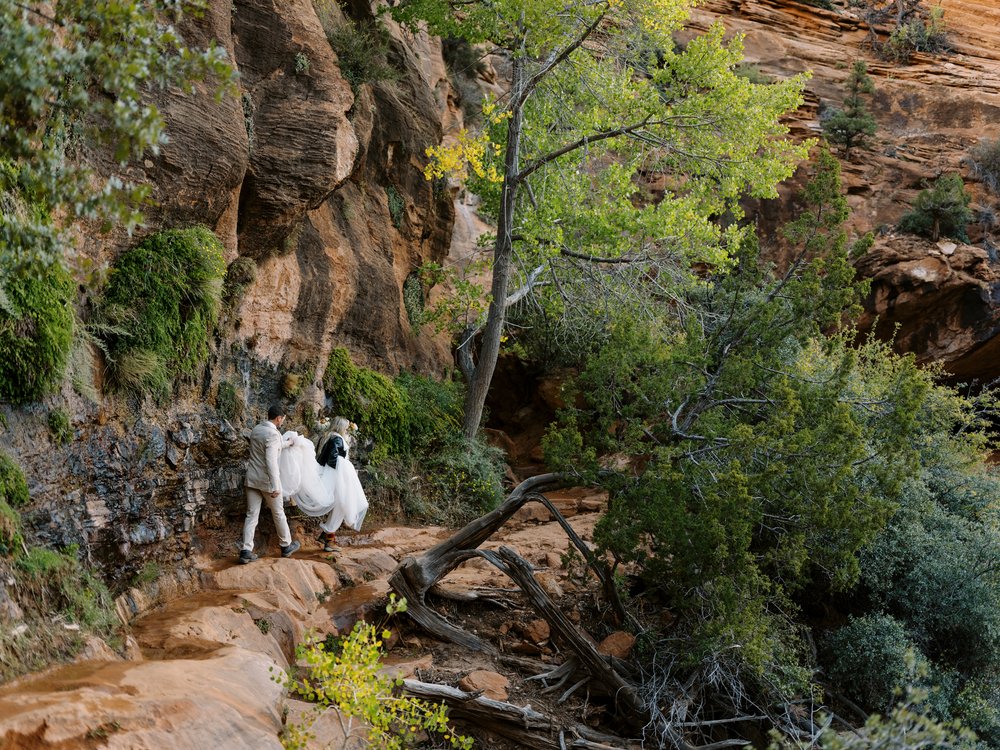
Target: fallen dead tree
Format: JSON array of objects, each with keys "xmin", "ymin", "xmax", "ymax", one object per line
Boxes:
[
  {"xmin": 388, "ymin": 474, "xmax": 743, "ymax": 750},
  {"xmin": 402, "ymin": 678, "xmax": 638, "ymax": 750}
]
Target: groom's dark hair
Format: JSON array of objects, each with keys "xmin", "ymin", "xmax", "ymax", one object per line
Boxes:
[{"xmin": 267, "ymin": 402, "xmax": 287, "ymax": 420}]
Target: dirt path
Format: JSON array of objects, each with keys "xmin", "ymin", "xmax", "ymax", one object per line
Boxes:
[{"xmin": 0, "ymin": 489, "xmax": 606, "ymax": 749}]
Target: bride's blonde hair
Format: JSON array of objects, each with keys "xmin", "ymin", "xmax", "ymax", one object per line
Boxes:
[{"xmin": 331, "ymin": 416, "xmax": 351, "ymax": 434}]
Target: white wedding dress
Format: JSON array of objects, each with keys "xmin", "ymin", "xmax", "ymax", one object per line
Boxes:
[{"xmin": 278, "ymin": 431, "xmax": 368, "ymax": 533}]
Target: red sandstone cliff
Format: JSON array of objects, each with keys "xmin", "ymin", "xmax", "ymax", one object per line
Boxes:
[{"xmin": 691, "ymin": 0, "xmax": 1000, "ymax": 377}]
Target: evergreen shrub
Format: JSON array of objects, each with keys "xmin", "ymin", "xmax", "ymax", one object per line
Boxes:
[
  {"xmin": 101, "ymin": 226, "xmax": 225, "ymax": 398},
  {"xmin": 899, "ymin": 174, "xmax": 971, "ymax": 242},
  {"xmin": 859, "ymin": 502, "xmax": 1000, "ymax": 673},
  {"xmin": 825, "ymin": 614, "xmax": 924, "ymax": 711},
  {"xmin": 0, "ymin": 260, "xmax": 74, "ymax": 404}
]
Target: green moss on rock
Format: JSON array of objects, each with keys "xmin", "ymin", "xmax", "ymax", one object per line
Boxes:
[
  {"xmin": 0, "ymin": 451, "xmax": 29, "ymax": 509},
  {"xmin": 0, "ymin": 261, "xmax": 74, "ymax": 404},
  {"xmin": 102, "ymin": 226, "xmax": 226, "ymax": 397},
  {"xmin": 322, "ymin": 348, "xmax": 408, "ymax": 462}
]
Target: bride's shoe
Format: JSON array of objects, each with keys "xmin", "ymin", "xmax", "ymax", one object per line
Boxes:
[{"xmin": 317, "ymin": 531, "xmax": 337, "ymax": 552}]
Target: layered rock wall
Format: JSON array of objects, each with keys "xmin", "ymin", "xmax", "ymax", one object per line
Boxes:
[
  {"xmin": 692, "ymin": 0, "xmax": 1000, "ymax": 376},
  {"xmin": 1, "ymin": 0, "xmax": 467, "ymax": 582}
]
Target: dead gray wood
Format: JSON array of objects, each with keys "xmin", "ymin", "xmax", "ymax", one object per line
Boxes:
[
  {"xmin": 388, "ymin": 475, "xmax": 705, "ymax": 749},
  {"xmin": 402, "ymin": 678, "xmax": 637, "ymax": 750},
  {"xmin": 389, "ymin": 473, "xmax": 572, "ymax": 654}
]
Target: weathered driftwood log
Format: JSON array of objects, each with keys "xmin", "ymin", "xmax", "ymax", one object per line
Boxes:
[
  {"xmin": 389, "ymin": 476, "xmax": 745, "ymax": 750},
  {"xmin": 389, "ymin": 473, "xmax": 572, "ymax": 654},
  {"xmin": 402, "ymin": 678, "xmax": 637, "ymax": 750}
]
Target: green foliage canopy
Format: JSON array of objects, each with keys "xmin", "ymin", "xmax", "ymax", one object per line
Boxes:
[
  {"xmin": 398, "ymin": 0, "xmax": 811, "ymax": 436},
  {"xmin": 541, "ymin": 152, "xmax": 934, "ymax": 703}
]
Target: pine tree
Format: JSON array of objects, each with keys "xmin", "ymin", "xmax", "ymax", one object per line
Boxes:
[{"xmin": 823, "ymin": 60, "xmax": 878, "ymax": 158}]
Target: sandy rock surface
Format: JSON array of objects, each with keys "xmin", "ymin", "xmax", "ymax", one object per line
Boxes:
[{"xmin": 0, "ymin": 492, "xmax": 606, "ymax": 749}]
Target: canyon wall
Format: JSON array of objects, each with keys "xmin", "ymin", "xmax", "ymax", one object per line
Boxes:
[
  {"xmin": 691, "ymin": 0, "xmax": 1000, "ymax": 376},
  {"xmin": 2, "ymin": 0, "xmax": 478, "ymax": 583},
  {"xmin": 6, "ymin": 0, "xmax": 1000, "ymax": 591}
]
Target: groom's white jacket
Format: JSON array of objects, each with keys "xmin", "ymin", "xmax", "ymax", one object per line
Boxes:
[{"xmin": 246, "ymin": 420, "xmax": 283, "ymax": 494}]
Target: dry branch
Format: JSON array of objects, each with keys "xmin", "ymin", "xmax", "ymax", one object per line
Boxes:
[{"xmin": 402, "ymin": 678, "xmax": 637, "ymax": 750}]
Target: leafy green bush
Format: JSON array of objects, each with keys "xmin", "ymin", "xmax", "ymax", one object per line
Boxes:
[
  {"xmin": 899, "ymin": 174, "xmax": 971, "ymax": 242},
  {"xmin": 15, "ymin": 546, "xmax": 119, "ymax": 634},
  {"xmin": 101, "ymin": 226, "xmax": 225, "ymax": 398},
  {"xmin": 0, "ymin": 259, "xmax": 74, "ymax": 404},
  {"xmin": 276, "ymin": 597, "xmax": 472, "ymax": 750},
  {"xmin": 423, "ymin": 438, "xmax": 505, "ymax": 519},
  {"xmin": 322, "ymin": 348, "xmax": 409, "ymax": 462},
  {"xmin": 313, "ymin": 3, "xmax": 398, "ymax": 93},
  {"xmin": 355, "ymin": 373, "xmax": 505, "ymax": 525},
  {"xmin": 0, "ymin": 451, "xmax": 29, "ymax": 509},
  {"xmin": 859, "ymin": 501, "xmax": 1000, "ymax": 674},
  {"xmin": 395, "ymin": 372, "xmax": 463, "ymax": 453},
  {"xmin": 48, "ymin": 407, "xmax": 72, "ymax": 445},
  {"xmin": 967, "ymin": 138, "xmax": 1000, "ymax": 195},
  {"xmin": 825, "ymin": 614, "xmax": 924, "ymax": 711}
]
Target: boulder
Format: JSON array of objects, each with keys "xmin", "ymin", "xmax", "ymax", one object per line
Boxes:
[{"xmin": 458, "ymin": 670, "xmax": 510, "ymax": 701}]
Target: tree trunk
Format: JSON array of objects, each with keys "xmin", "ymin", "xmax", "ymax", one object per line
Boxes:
[
  {"xmin": 461, "ymin": 53, "xmax": 526, "ymax": 439},
  {"xmin": 402, "ymin": 679, "xmax": 638, "ymax": 749}
]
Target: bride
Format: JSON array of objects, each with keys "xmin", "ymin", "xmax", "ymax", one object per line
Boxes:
[{"xmin": 278, "ymin": 416, "xmax": 369, "ymax": 550}]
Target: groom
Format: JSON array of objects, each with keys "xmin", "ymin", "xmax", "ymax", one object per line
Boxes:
[{"xmin": 239, "ymin": 402, "xmax": 300, "ymax": 564}]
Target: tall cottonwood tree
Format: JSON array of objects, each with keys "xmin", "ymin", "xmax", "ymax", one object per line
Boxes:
[{"xmin": 395, "ymin": 0, "xmax": 810, "ymax": 438}]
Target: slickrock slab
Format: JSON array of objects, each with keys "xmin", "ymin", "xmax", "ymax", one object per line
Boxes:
[{"xmin": 0, "ymin": 647, "xmax": 285, "ymax": 749}]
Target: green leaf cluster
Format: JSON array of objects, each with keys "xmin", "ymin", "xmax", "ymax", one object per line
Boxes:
[
  {"xmin": 899, "ymin": 173, "xmax": 972, "ymax": 242},
  {"xmin": 0, "ymin": 0, "xmax": 234, "ymax": 283},
  {"xmin": 100, "ymin": 226, "xmax": 226, "ymax": 398},
  {"xmin": 277, "ymin": 615, "xmax": 473, "ymax": 750},
  {"xmin": 0, "ymin": 212, "xmax": 74, "ymax": 403},
  {"xmin": 540, "ymin": 150, "xmax": 937, "ymax": 703}
]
